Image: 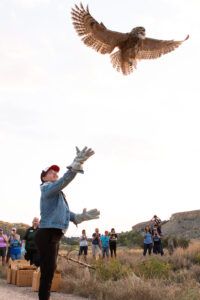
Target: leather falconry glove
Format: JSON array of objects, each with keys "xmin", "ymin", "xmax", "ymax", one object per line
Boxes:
[
  {"xmin": 74, "ymin": 208, "xmax": 100, "ymax": 225},
  {"xmin": 67, "ymin": 146, "xmax": 95, "ymax": 173}
]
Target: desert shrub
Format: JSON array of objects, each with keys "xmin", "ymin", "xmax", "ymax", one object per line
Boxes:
[
  {"xmin": 99, "ymin": 278, "xmax": 165, "ymax": 300},
  {"xmin": 169, "ymin": 250, "xmax": 191, "ymax": 271},
  {"xmin": 168, "ymin": 242, "xmax": 200, "ymax": 271},
  {"xmin": 61, "ymin": 236, "xmax": 79, "ymax": 246},
  {"xmin": 58, "ymin": 256, "xmax": 87, "ymax": 280},
  {"xmin": 116, "ymin": 248, "xmax": 143, "ymax": 269},
  {"xmin": 134, "ymin": 257, "xmax": 171, "ymax": 279},
  {"xmin": 176, "ymin": 287, "xmax": 200, "ymax": 300},
  {"xmin": 177, "ymin": 238, "xmax": 190, "ymax": 249},
  {"xmin": 193, "ymin": 253, "xmax": 200, "ymax": 265},
  {"xmin": 169, "ymin": 268, "xmax": 192, "ymax": 283},
  {"xmin": 94, "ymin": 259, "xmax": 131, "ymax": 281},
  {"xmin": 190, "ymin": 264, "xmax": 200, "ymax": 283},
  {"xmin": 163, "ymin": 236, "xmax": 190, "ymax": 251},
  {"xmin": 118, "ymin": 231, "xmax": 143, "ymax": 248},
  {"xmin": 60, "ymin": 277, "xmax": 77, "ymax": 294},
  {"xmin": 63, "ymin": 276, "xmax": 189, "ymax": 300}
]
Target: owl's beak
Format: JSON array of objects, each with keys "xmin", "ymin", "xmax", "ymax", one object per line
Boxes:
[{"xmin": 138, "ymin": 32, "xmax": 146, "ymax": 39}]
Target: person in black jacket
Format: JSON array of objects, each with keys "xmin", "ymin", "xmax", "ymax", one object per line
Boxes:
[
  {"xmin": 109, "ymin": 228, "xmax": 118, "ymax": 258},
  {"xmin": 23, "ymin": 217, "xmax": 40, "ymax": 266}
]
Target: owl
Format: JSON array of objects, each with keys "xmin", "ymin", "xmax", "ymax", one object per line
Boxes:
[{"xmin": 71, "ymin": 3, "xmax": 189, "ymax": 75}]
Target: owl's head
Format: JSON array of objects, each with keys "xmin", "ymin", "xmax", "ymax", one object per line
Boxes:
[{"xmin": 131, "ymin": 27, "xmax": 146, "ymax": 39}]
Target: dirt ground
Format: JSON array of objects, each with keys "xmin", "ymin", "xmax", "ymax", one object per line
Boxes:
[{"xmin": 0, "ymin": 279, "xmax": 87, "ymax": 300}]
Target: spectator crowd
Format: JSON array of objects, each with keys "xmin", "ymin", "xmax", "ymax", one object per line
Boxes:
[{"xmin": 0, "ymin": 214, "xmax": 164, "ymax": 266}]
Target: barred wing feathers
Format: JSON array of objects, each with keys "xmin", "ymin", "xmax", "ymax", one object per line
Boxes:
[
  {"xmin": 71, "ymin": 3, "xmax": 129, "ymax": 54},
  {"xmin": 136, "ymin": 35, "xmax": 189, "ymax": 60}
]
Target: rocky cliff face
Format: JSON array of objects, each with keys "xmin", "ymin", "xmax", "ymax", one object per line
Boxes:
[{"xmin": 132, "ymin": 210, "xmax": 200, "ymax": 239}]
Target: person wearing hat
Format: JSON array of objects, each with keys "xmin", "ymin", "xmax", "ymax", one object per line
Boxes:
[{"xmin": 35, "ymin": 146, "xmax": 100, "ymax": 300}]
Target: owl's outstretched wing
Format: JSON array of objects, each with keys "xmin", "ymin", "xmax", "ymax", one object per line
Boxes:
[
  {"xmin": 71, "ymin": 3, "xmax": 129, "ymax": 54},
  {"xmin": 136, "ymin": 35, "xmax": 189, "ymax": 59}
]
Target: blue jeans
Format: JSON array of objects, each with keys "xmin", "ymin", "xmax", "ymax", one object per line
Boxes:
[{"xmin": 102, "ymin": 247, "xmax": 109, "ymax": 258}]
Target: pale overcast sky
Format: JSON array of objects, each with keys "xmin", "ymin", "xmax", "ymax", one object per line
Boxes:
[{"xmin": 0, "ymin": 0, "xmax": 199, "ymax": 236}]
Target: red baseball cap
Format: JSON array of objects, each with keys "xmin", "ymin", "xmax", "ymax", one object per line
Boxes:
[{"xmin": 40, "ymin": 165, "xmax": 60, "ymax": 182}]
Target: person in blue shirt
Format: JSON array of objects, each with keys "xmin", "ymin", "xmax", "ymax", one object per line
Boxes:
[
  {"xmin": 35, "ymin": 146, "xmax": 100, "ymax": 300},
  {"xmin": 143, "ymin": 225, "xmax": 153, "ymax": 256},
  {"xmin": 100, "ymin": 231, "xmax": 110, "ymax": 259},
  {"xmin": 9, "ymin": 228, "xmax": 22, "ymax": 260}
]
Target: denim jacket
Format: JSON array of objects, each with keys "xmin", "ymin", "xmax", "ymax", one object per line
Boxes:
[{"xmin": 39, "ymin": 169, "xmax": 78, "ymax": 231}]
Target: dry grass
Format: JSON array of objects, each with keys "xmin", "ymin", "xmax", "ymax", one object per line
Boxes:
[
  {"xmin": 58, "ymin": 241, "xmax": 200, "ymax": 299},
  {"xmin": 2, "ymin": 242, "xmax": 200, "ymax": 299}
]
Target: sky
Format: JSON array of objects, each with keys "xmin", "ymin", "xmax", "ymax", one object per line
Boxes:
[{"xmin": 0, "ymin": 0, "xmax": 200, "ymax": 237}]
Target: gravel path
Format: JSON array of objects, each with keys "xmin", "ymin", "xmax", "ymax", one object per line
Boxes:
[{"xmin": 0, "ymin": 279, "xmax": 87, "ymax": 300}]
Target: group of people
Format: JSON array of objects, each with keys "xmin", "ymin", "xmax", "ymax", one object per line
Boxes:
[
  {"xmin": 0, "ymin": 227, "xmax": 23, "ymax": 264},
  {"xmin": 0, "ymin": 217, "xmax": 40, "ymax": 266},
  {"xmin": 1, "ymin": 148, "xmax": 164, "ymax": 300},
  {"xmin": 143, "ymin": 215, "xmax": 164, "ymax": 256},
  {"xmin": 78, "ymin": 227, "xmax": 118, "ymax": 262}
]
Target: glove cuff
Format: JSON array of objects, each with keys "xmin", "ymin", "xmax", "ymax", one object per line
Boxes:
[
  {"xmin": 67, "ymin": 161, "xmax": 84, "ymax": 173},
  {"xmin": 74, "ymin": 214, "xmax": 84, "ymax": 224}
]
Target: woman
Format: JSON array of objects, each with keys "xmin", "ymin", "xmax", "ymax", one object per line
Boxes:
[
  {"xmin": 0, "ymin": 228, "xmax": 8, "ymax": 266},
  {"xmin": 78, "ymin": 229, "xmax": 88, "ymax": 262},
  {"xmin": 143, "ymin": 225, "xmax": 153, "ymax": 256},
  {"xmin": 9, "ymin": 228, "xmax": 22, "ymax": 260},
  {"xmin": 35, "ymin": 147, "xmax": 99, "ymax": 300},
  {"xmin": 109, "ymin": 228, "xmax": 118, "ymax": 258}
]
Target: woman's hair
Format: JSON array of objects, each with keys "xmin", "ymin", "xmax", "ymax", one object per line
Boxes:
[{"xmin": 145, "ymin": 225, "xmax": 150, "ymax": 232}]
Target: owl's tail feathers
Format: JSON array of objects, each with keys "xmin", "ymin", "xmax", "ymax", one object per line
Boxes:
[{"xmin": 110, "ymin": 51, "xmax": 137, "ymax": 75}]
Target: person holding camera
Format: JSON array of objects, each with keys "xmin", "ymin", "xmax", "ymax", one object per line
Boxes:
[
  {"xmin": 9, "ymin": 228, "xmax": 22, "ymax": 260},
  {"xmin": 92, "ymin": 228, "xmax": 102, "ymax": 259},
  {"xmin": 143, "ymin": 225, "xmax": 153, "ymax": 256},
  {"xmin": 78, "ymin": 229, "xmax": 88, "ymax": 262},
  {"xmin": 152, "ymin": 227, "xmax": 164, "ymax": 255},
  {"xmin": 0, "ymin": 228, "xmax": 8, "ymax": 266}
]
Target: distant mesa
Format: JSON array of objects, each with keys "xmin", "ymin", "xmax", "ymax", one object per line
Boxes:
[{"xmin": 132, "ymin": 209, "xmax": 200, "ymax": 239}]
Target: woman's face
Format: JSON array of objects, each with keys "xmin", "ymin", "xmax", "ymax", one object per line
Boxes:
[
  {"xmin": 43, "ymin": 169, "xmax": 59, "ymax": 182},
  {"xmin": 11, "ymin": 229, "xmax": 16, "ymax": 235}
]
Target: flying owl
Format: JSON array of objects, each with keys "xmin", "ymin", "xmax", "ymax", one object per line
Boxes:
[{"xmin": 71, "ymin": 3, "xmax": 189, "ymax": 75}]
